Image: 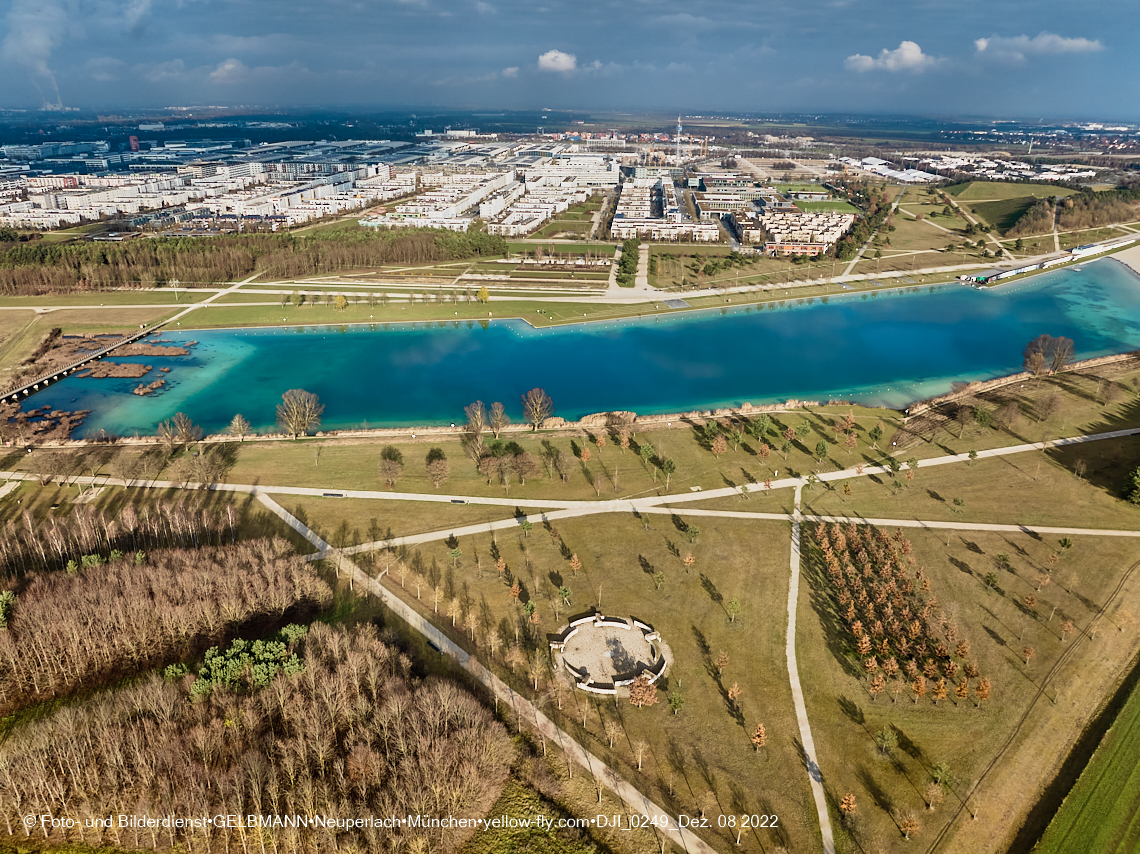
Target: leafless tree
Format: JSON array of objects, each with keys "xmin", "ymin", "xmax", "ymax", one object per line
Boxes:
[
  {"xmin": 276, "ymin": 389, "xmax": 324, "ymax": 439},
  {"xmin": 488, "ymin": 402, "xmax": 509, "ymax": 438},
  {"xmin": 521, "ymin": 388, "xmax": 553, "ymax": 430}
]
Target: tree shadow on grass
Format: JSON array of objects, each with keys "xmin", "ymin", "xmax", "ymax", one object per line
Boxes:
[
  {"xmin": 949, "ymin": 556, "xmax": 974, "ymax": 578},
  {"xmin": 962, "ymin": 539, "xmax": 984, "ymax": 556},
  {"xmin": 691, "ymin": 625, "xmax": 711, "ymax": 658},
  {"xmin": 856, "ymin": 764, "xmax": 895, "ymax": 815},
  {"xmin": 838, "ymin": 694, "xmax": 866, "ymax": 728},
  {"xmin": 982, "ymin": 624, "xmax": 1007, "ymax": 648},
  {"xmin": 891, "ymin": 725, "xmax": 927, "ymax": 766},
  {"xmin": 699, "ymin": 573, "xmax": 723, "ymax": 607},
  {"xmin": 800, "ymin": 526, "xmax": 863, "ymax": 680}
]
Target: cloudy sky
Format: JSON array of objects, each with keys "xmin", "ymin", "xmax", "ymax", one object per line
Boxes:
[{"xmin": 0, "ymin": 0, "xmax": 1134, "ymax": 119}]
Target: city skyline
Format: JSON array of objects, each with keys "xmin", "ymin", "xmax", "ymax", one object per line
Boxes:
[{"xmin": 0, "ymin": 0, "xmax": 1135, "ymax": 120}]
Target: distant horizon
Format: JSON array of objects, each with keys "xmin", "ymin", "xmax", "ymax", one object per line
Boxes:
[
  {"xmin": 1, "ymin": 105, "xmax": 1137, "ymax": 131},
  {"xmin": 2, "ymin": 0, "xmax": 1135, "ymax": 120}
]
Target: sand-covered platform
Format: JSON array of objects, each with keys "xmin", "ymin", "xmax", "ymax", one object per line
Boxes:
[{"xmin": 550, "ymin": 613, "xmax": 671, "ymax": 695}]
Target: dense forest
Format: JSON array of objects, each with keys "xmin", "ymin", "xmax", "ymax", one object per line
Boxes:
[
  {"xmin": 0, "ymin": 539, "xmax": 331, "ymax": 717},
  {"xmin": 0, "ymin": 227, "xmax": 507, "ymax": 295},
  {"xmin": 0, "ymin": 622, "xmax": 513, "ymax": 853},
  {"xmin": 0, "ymin": 498, "xmax": 245, "ymax": 580},
  {"xmin": 1008, "ymin": 186, "xmax": 1140, "ymax": 237}
]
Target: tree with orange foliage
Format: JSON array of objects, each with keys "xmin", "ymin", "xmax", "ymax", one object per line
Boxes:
[
  {"xmin": 629, "ymin": 675, "xmax": 659, "ymax": 709},
  {"xmin": 932, "ymin": 678, "xmax": 948, "ymax": 705},
  {"xmin": 912, "ymin": 676, "xmax": 927, "ymax": 704},
  {"xmin": 976, "ymin": 677, "xmax": 992, "ymax": 708}
]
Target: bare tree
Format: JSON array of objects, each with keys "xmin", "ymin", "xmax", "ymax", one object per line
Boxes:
[
  {"xmin": 1024, "ymin": 334, "xmax": 1074, "ymax": 376},
  {"xmin": 276, "ymin": 389, "xmax": 324, "ymax": 439},
  {"xmin": 227, "ymin": 414, "xmax": 252, "ymax": 442},
  {"xmin": 425, "ymin": 448, "xmax": 450, "ymax": 487},
  {"xmin": 463, "ymin": 401, "xmax": 486, "ymax": 457},
  {"xmin": 172, "ymin": 412, "xmax": 201, "ymax": 444},
  {"xmin": 378, "ymin": 446, "xmax": 404, "ymax": 487},
  {"xmin": 521, "ymin": 388, "xmax": 553, "ymax": 430},
  {"xmin": 489, "ymin": 402, "xmax": 509, "ymax": 438}
]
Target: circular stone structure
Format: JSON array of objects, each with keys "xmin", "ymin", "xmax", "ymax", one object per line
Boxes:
[{"xmin": 550, "ymin": 615, "xmax": 671, "ymax": 695}]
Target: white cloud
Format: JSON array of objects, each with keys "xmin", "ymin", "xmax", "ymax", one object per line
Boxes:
[
  {"xmin": 501, "ymin": 66, "xmax": 518, "ymax": 78},
  {"xmin": 124, "ymin": 0, "xmax": 152, "ymax": 33},
  {"xmin": 845, "ymin": 40, "xmax": 937, "ymax": 73},
  {"xmin": 538, "ymin": 49, "xmax": 576, "ymax": 73},
  {"xmin": 210, "ymin": 57, "xmax": 248, "ymax": 83},
  {"xmin": 84, "ymin": 56, "xmax": 127, "ymax": 82},
  {"xmin": 974, "ymin": 32, "xmax": 1104, "ymax": 62},
  {"xmin": 140, "ymin": 59, "xmax": 186, "ymax": 83}
]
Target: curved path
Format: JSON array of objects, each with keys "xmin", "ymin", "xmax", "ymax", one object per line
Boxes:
[
  {"xmin": 255, "ymin": 493, "xmax": 720, "ymax": 854},
  {"xmin": 4, "ymin": 422, "xmax": 1139, "ymax": 853},
  {"xmin": 789, "ymin": 484, "xmax": 835, "ymax": 852}
]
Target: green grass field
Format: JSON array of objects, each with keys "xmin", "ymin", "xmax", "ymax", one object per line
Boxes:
[
  {"xmin": 0, "ymin": 311, "xmax": 39, "ymax": 375},
  {"xmin": 800, "ymin": 438, "xmax": 1140, "ymax": 530},
  {"xmin": 283, "ymin": 495, "xmax": 530, "ymax": 546},
  {"xmin": 946, "ymin": 182, "xmax": 1079, "ymax": 201},
  {"xmin": 508, "ymin": 241, "xmax": 616, "ymax": 257},
  {"xmin": 1034, "ymin": 676, "xmax": 1140, "ymax": 854},
  {"xmin": 793, "ymin": 200, "xmax": 861, "ymax": 214},
  {"xmin": 803, "ymin": 524, "xmax": 1140, "ymax": 853},
  {"xmin": 365, "ymin": 514, "xmax": 817, "ymax": 853},
  {"xmin": 0, "ymin": 291, "xmax": 188, "ymax": 308},
  {"xmin": 968, "ymin": 197, "xmax": 1040, "ymax": 235}
]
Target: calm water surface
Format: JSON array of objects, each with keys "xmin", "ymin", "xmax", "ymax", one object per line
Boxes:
[{"xmin": 34, "ymin": 259, "xmax": 1140, "ymax": 438}]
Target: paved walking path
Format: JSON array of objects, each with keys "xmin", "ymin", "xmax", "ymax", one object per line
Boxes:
[
  {"xmin": 787, "ymin": 485, "xmax": 836, "ymax": 853},
  {"xmin": 646, "ymin": 426, "xmax": 1140, "ymax": 508},
  {"xmin": 5, "ymin": 422, "xmax": 1139, "ymax": 854},
  {"xmin": 636, "ymin": 244, "xmax": 650, "ymax": 289},
  {"xmin": 253, "ymin": 492, "xmax": 720, "ymax": 854}
]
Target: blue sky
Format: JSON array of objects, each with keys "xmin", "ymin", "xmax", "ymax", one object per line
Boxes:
[{"xmin": 0, "ymin": 0, "xmax": 1134, "ymax": 119}]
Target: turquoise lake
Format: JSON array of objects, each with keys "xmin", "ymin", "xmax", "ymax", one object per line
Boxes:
[{"xmin": 31, "ymin": 258, "xmax": 1140, "ymax": 438}]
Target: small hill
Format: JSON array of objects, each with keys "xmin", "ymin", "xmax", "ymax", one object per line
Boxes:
[
  {"xmin": 946, "ymin": 181, "xmax": 1077, "ymax": 201},
  {"xmin": 970, "ymin": 197, "xmax": 1042, "ymax": 235}
]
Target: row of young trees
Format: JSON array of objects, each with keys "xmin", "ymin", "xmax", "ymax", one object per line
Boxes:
[
  {"xmin": 615, "ymin": 239, "xmax": 640, "ymax": 285},
  {"xmin": 812, "ymin": 522, "xmax": 992, "ymax": 708},
  {"xmin": 0, "ymin": 227, "xmax": 507, "ymax": 295},
  {"xmin": 0, "ymin": 539, "xmax": 331, "ymax": 717},
  {"xmin": 0, "ymin": 623, "xmax": 513, "ymax": 854}
]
